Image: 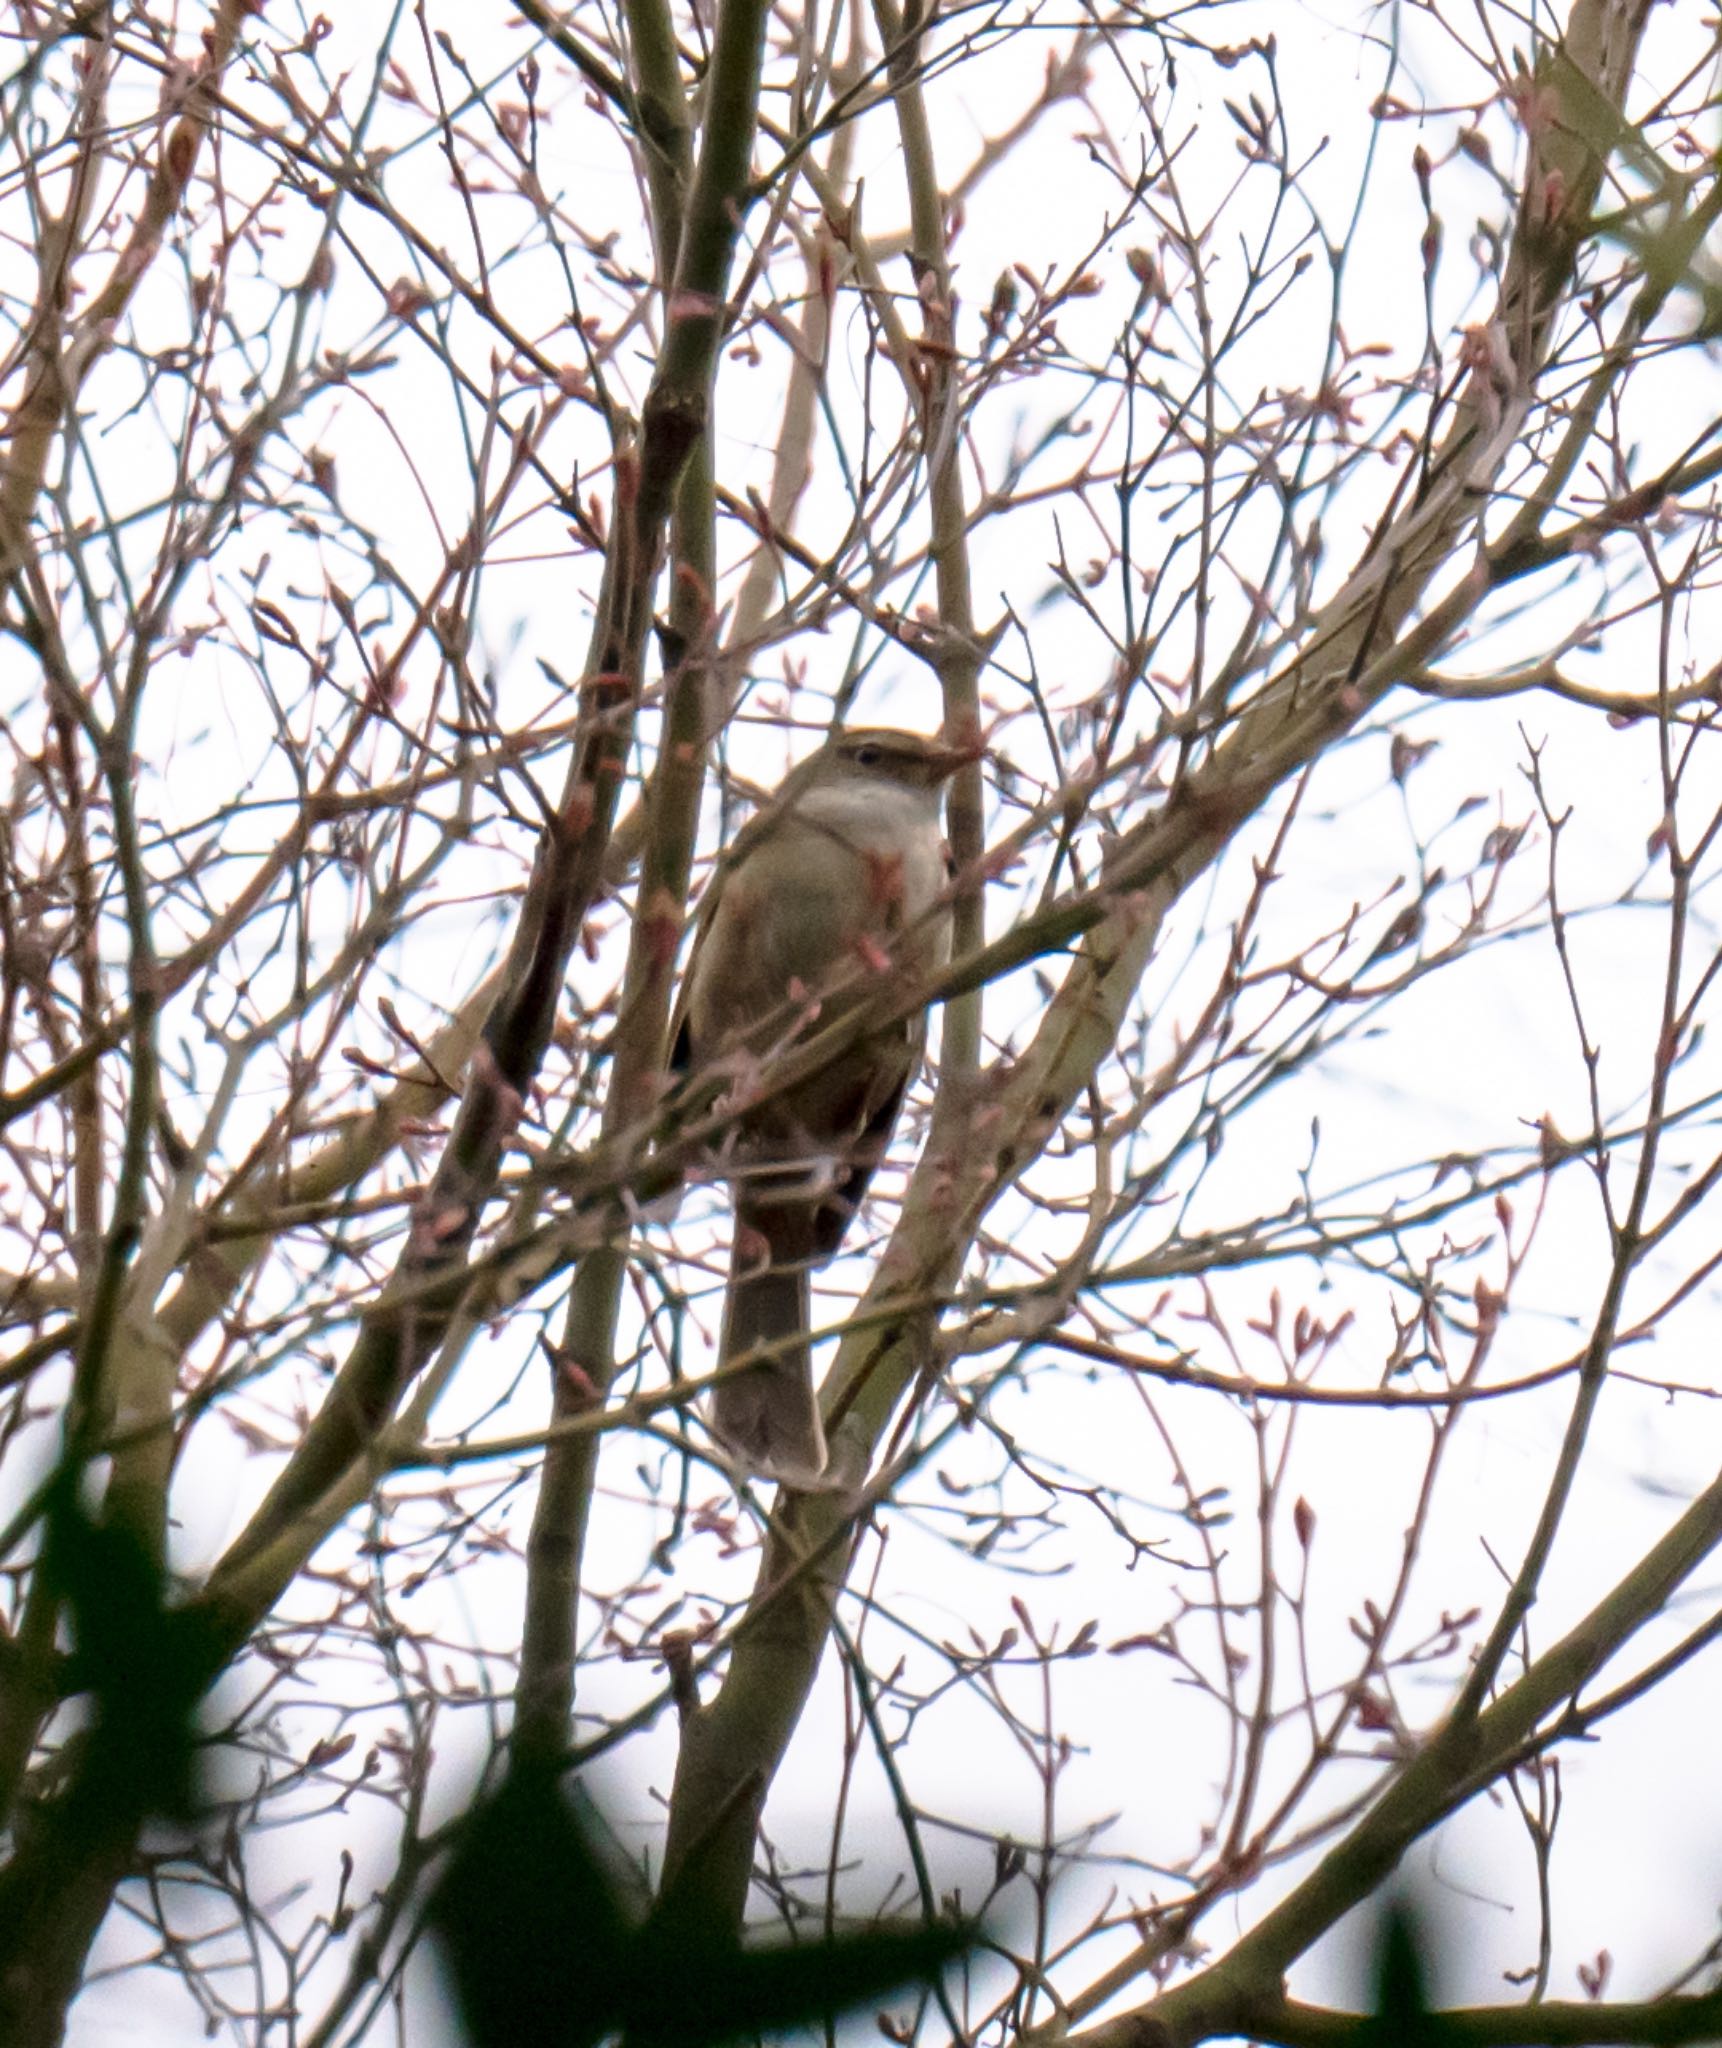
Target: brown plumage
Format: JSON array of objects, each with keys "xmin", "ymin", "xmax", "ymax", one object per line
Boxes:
[{"xmin": 671, "ymin": 728, "xmax": 969, "ymax": 1485}]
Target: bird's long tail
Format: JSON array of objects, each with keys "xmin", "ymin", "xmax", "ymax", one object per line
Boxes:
[{"xmin": 711, "ymin": 1198, "xmax": 828, "ymax": 1486}]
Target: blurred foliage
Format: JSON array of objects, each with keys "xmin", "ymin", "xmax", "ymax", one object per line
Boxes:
[
  {"xmin": 1357, "ymin": 1896, "xmax": 1458, "ymax": 2048},
  {"xmin": 39, "ymin": 1477, "xmax": 216, "ymax": 1822},
  {"xmin": 0, "ymin": 1471, "xmax": 220, "ymax": 1993},
  {"xmin": 430, "ymin": 1764, "xmax": 976, "ymax": 2048}
]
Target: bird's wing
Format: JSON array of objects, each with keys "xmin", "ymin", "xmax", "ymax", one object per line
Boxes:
[
  {"xmin": 810, "ymin": 1014, "xmax": 925, "ymax": 1259},
  {"xmin": 666, "ymin": 755, "xmax": 824, "ymax": 1077}
]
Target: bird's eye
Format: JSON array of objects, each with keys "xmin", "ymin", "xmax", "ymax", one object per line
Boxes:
[{"xmin": 853, "ymin": 742, "xmax": 884, "ymax": 768}]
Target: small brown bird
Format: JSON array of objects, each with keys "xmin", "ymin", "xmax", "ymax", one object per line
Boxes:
[{"xmin": 672, "ymin": 728, "xmax": 971, "ymax": 1485}]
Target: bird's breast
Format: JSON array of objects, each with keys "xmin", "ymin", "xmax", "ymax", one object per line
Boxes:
[{"xmin": 686, "ymin": 787, "xmax": 948, "ymax": 1052}]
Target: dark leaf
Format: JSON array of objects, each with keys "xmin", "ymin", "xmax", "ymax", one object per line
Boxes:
[{"xmin": 431, "ymin": 1766, "xmax": 975, "ymax": 2048}]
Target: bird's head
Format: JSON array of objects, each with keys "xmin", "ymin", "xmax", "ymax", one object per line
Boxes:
[{"xmin": 824, "ymin": 727, "xmax": 981, "ymax": 792}]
